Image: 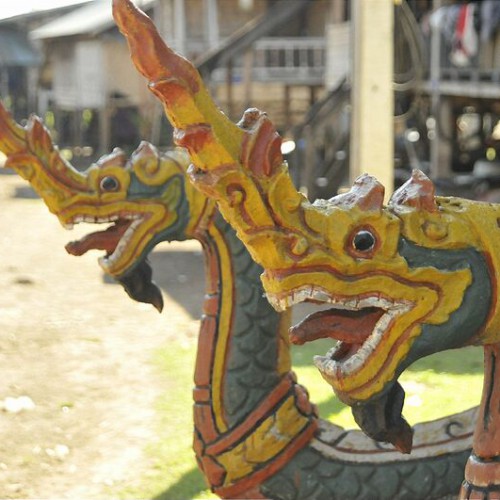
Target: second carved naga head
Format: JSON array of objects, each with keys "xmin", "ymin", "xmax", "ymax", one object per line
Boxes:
[{"xmin": 111, "ymin": 0, "xmax": 497, "ymax": 453}]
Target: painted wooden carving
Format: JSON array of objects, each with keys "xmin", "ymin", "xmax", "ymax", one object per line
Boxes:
[
  {"xmin": 110, "ymin": 0, "xmax": 500, "ymax": 497},
  {"xmin": 0, "ymin": 101, "xmax": 476, "ymax": 499}
]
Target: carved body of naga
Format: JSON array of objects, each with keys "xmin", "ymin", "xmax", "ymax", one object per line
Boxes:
[
  {"xmin": 110, "ymin": 0, "xmax": 500, "ymax": 497},
  {"xmin": 0, "ymin": 98, "xmax": 474, "ymax": 498}
]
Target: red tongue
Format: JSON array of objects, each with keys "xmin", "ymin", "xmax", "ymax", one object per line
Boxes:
[
  {"xmin": 289, "ymin": 307, "xmax": 385, "ymax": 345},
  {"xmin": 65, "ymin": 221, "xmax": 130, "ymax": 256}
]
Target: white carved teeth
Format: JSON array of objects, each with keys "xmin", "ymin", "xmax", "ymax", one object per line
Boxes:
[
  {"xmin": 268, "ymin": 286, "xmax": 400, "ymax": 313},
  {"xmin": 312, "ymin": 303, "xmax": 411, "ymax": 377},
  {"xmin": 268, "ymin": 284, "xmax": 413, "ymax": 377},
  {"xmin": 68, "ymin": 213, "xmax": 142, "ymax": 225},
  {"xmin": 98, "ymin": 218, "xmax": 143, "ymax": 271},
  {"xmin": 62, "ymin": 222, "xmax": 74, "ymax": 230},
  {"xmin": 97, "ymin": 216, "xmax": 112, "ymax": 223},
  {"xmin": 98, "ymin": 255, "xmax": 109, "ymax": 270},
  {"xmin": 292, "ymin": 288, "xmax": 312, "ymax": 304},
  {"xmin": 311, "ymin": 290, "xmax": 330, "ymax": 302},
  {"xmin": 313, "ymin": 355, "xmax": 336, "ymax": 377},
  {"xmin": 62, "ymin": 211, "xmax": 145, "ymax": 272}
]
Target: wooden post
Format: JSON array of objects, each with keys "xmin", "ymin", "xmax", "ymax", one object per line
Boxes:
[
  {"xmin": 226, "ymin": 59, "xmax": 234, "ymax": 119},
  {"xmin": 284, "ymin": 84, "xmax": 291, "ymax": 128},
  {"xmin": 350, "ymin": 0, "xmax": 394, "ymax": 197},
  {"xmin": 173, "ymin": 0, "xmax": 186, "ymax": 54},
  {"xmin": 206, "ymin": 0, "xmax": 219, "ymax": 49},
  {"xmin": 429, "ymin": 0, "xmax": 452, "ymax": 179},
  {"xmin": 303, "ymin": 124, "xmax": 316, "ymax": 197},
  {"xmin": 0, "ymin": 68, "xmax": 9, "ymax": 103},
  {"xmin": 242, "ymin": 50, "xmax": 254, "ymax": 110},
  {"xmin": 460, "ymin": 343, "xmax": 500, "ymax": 497},
  {"xmin": 151, "ymin": 2, "xmax": 166, "ymax": 146},
  {"xmin": 98, "ymin": 106, "xmax": 111, "ymax": 156},
  {"xmin": 330, "ymin": 0, "xmax": 345, "ymax": 24}
]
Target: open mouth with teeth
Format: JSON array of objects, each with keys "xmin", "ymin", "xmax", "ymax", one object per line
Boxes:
[
  {"xmin": 63, "ymin": 214, "xmax": 144, "ymax": 272},
  {"xmin": 289, "ymin": 305, "xmax": 385, "ymax": 368},
  {"xmin": 267, "ymin": 285, "xmax": 415, "ymax": 453},
  {"xmin": 61, "ymin": 212, "xmax": 164, "ymax": 311},
  {"xmin": 269, "ymin": 286, "xmax": 410, "ymax": 386}
]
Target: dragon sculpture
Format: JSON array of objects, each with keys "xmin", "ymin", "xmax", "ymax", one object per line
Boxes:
[
  {"xmin": 0, "ymin": 98, "xmax": 476, "ymax": 498},
  {"xmin": 110, "ymin": 0, "xmax": 500, "ymax": 498}
]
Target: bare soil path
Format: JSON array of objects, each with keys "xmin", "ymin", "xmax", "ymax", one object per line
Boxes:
[{"xmin": 0, "ymin": 172, "xmax": 204, "ymax": 499}]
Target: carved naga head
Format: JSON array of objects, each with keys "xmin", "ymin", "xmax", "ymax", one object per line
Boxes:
[
  {"xmin": 0, "ymin": 102, "xmax": 214, "ymax": 309},
  {"xmin": 114, "ymin": 0, "xmax": 499, "ymax": 451}
]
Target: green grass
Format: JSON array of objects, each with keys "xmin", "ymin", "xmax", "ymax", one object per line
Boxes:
[
  {"xmin": 116, "ymin": 337, "xmax": 484, "ymax": 499},
  {"xmin": 116, "ymin": 338, "xmax": 217, "ymax": 500},
  {"xmin": 292, "ymin": 339, "xmax": 483, "ymax": 429}
]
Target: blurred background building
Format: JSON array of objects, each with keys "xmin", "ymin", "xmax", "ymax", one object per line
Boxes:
[{"xmin": 1, "ymin": 0, "xmax": 500, "ymax": 201}]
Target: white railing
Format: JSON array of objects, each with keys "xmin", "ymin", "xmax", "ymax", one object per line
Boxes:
[{"xmin": 211, "ymin": 37, "xmax": 326, "ymax": 85}]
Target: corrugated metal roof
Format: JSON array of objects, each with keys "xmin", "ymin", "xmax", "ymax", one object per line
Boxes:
[
  {"xmin": 0, "ymin": 28, "xmax": 42, "ymax": 66},
  {"xmin": 0, "ymin": 0, "xmax": 92, "ymax": 23},
  {"xmin": 31, "ymin": 0, "xmax": 156, "ymax": 40}
]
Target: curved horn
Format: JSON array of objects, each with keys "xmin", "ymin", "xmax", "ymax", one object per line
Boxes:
[
  {"xmin": 112, "ymin": 0, "xmax": 244, "ymax": 169},
  {"xmin": 329, "ymin": 174, "xmax": 385, "ymax": 212},
  {"xmin": 0, "ymin": 101, "xmax": 89, "ymax": 212},
  {"xmin": 111, "ymin": 0, "xmax": 316, "ymax": 266},
  {"xmin": 389, "ymin": 169, "xmax": 438, "ymax": 212}
]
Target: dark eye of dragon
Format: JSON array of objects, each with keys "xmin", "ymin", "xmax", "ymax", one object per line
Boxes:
[
  {"xmin": 100, "ymin": 176, "xmax": 119, "ymax": 192},
  {"xmin": 352, "ymin": 230, "xmax": 376, "ymax": 252}
]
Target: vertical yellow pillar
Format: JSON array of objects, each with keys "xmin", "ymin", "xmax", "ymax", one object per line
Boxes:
[{"xmin": 350, "ymin": 0, "xmax": 394, "ymax": 197}]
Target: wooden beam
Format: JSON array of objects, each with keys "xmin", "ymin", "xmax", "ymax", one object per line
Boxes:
[{"xmin": 350, "ymin": 0, "xmax": 394, "ymax": 196}]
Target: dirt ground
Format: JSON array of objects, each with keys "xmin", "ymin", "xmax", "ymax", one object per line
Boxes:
[{"xmin": 0, "ymin": 171, "xmax": 206, "ymax": 499}]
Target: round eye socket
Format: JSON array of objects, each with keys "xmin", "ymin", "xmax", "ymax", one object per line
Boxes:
[
  {"xmin": 352, "ymin": 230, "xmax": 376, "ymax": 252},
  {"xmin": 100, "ymin": 176, "xmax": 119, "ymax": 192}
]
